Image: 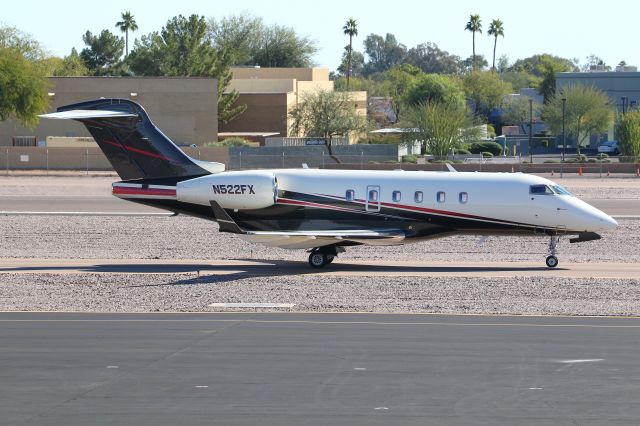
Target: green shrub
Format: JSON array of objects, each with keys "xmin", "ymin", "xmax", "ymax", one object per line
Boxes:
[
  {"xmin": 206, "ymin": 137, "xmax": 250, "ymax": 147},
  {"xmin": 486, "ymin": 124, "xmax": 496, "ymax": 138},
  {"xmin": 469, "ymin": 141, "xmax": 503, "ymax": 156},
  {"xmin": 402, "ymin": 155, "xmax": 418, "ymax": 164},
  {"xmin": 541, "ymin": 139, "xmax": 549, "ymax": 148},
  {"xmin": 544, "ymin": 160, "xmax": 560, "ymax": 164},
  {"xmin": 587, "ymin": 158, "xmax": 597, "ymax": 163},
  {"xmin": 596, "ymin": 153, "xmax": 609, "ymax": 160},
  {"xmin": 453, "ymin": 148, "xmax": 471, "ymax": 155},
  {"xmin": 385, "ymin": 160, "xmax": 398, "ymax": 164},
  {"xmin": 359, "ymin": 134, "xmax": 401, "ymax": 145},
  {"xmin": 481, "ymin": 151, "xmax": 494, "ymax": 158}
]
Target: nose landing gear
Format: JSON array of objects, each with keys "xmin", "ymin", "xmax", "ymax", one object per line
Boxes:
[{"xmin": 545, "ymin": 236, "xmax": 560, "ymax": 268}]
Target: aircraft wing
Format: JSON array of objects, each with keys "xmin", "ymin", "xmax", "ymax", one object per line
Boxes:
[{"xmin": 210, "ymin": 201, "xmax": 406, "ymax": 248}]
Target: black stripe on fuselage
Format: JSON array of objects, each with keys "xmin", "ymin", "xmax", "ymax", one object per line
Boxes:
[{"xmin": 118, "ymin": 189, "xmax": 561, "ymax": 238}]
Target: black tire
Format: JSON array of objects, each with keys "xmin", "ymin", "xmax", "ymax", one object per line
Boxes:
[
  {"xmin": 545, "ymin": 255, "xmax": 558, "ymax": 268},
  {"xmin": 309, "ymin": 253, "xmax": 327, "ymax": 268},
  {"xmin": 325, "ymin": 255, "xmax": 334, "ymax": 264}
]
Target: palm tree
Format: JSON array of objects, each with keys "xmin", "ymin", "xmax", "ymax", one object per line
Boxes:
[
  {"xmin": 488, "ymin": 19, "xmax": 505, "ymax": 72},
  {"xmin": 464, "ymin": 14, "xmax": 482, "ymax": 71},
  {"xmin": 115, "ymin": 11, "xmax": 138, "ymax": 57},
  {"xmin": 342, "ymin": 18, "xmax": 358, "ymax": 90}
]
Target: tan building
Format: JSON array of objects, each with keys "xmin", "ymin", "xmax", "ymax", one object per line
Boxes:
[
  {"xmin": 220, "ymin": 67, "xmax": 367, "ymax": 142},
  {"xmin": 0, "ymin": 77, "xmax": 218, "ymax": 147}
]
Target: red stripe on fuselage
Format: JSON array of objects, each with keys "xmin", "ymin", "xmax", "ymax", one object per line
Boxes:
[
  {"xmin": 112, "ymin": 187, "xmax": 176, "ymax": 197},
  {"xmin": 311, "ymin": 192, "xmax": 526, "ymax": 227}
]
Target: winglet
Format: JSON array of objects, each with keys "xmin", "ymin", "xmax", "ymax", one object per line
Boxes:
[
  {"xmin": 210, "ymin": 201, "xmax": 245, "ymax": 234},
  {"xmin": 445, "ymin": 163, "xmax": 458, "ymax": 172}
]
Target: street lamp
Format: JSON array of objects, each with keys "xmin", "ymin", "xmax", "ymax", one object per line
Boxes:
[{"xmin": 561, "ymin": 97, "xmax": 567, "ymax": 177}]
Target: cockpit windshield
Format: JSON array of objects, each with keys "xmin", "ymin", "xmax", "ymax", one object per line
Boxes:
[
  {"xmin": 552, "ymin": 185, "xmax": 572, "ymax": 196},
  {"xmin": 529, "ymin": 184, "xmax": 554, "ymax": 195},
  {"xmin": 530, "ymin": 184, "xmax": 573, "ymax": 196}
]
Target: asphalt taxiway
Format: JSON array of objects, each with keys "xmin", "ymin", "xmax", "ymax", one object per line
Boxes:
[
  {"xmin": 2, "ymin": 258, "xmax": 639, "ymax": 278},
  {"xmin": 2, "ymin": 312, "xmax": 640, "ymax": 426}
]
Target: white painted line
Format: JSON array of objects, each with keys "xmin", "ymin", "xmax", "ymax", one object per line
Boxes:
[
  {"xmin": 106, "ymin": 365, "xmax": 119, "ymax": 369},
  {"xmin": 557, "ymin": 359, "xmax": 604, "ymax": 364},
  {"xmin": 374, "ymin": 407, "xmax": 389, "ymax": 410},
  {"xmin": 208, "ymin": 303, "xmax": 296, "ymax": 308},
  {"xmin": 529, "ymin": 387, "xmax": 543, "ymax": 390},
  {"xmin": 195, "ymin": 385, "xmax": 209, "ymax": 388},
  {"xmin": 354, "ymin": 367, "xmax": 367, "ymax": 371},
  {"xmin": 0, "ymin": 211, "xmax": 172, "ymax": 217},
  {"xmin": 612, "ymin": 215, "xmax": 640, "ymax": 219}
]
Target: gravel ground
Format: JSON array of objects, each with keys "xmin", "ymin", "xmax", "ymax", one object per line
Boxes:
[
  {"xmin": 0, "ymin": 273, "xmax": 639, "ymax": 316},
  {"xmin": 0, "ymin": 216, "xmax": 637, "ymax": 263}
]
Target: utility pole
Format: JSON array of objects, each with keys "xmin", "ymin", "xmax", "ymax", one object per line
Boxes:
[
  {"xmin": 528, "ymin": 98, "xmax": 533, "ymax": 159},
  {"xmin": 561, "ymin": 97, "xmax": 567, "ymax": 178}
]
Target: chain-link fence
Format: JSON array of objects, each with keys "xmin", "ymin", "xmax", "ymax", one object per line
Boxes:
[
  {"xmin": 0, "ymin": 148, "xmax": 111, "ymax": 174},
  {"xmin": 1, "ymin": 146, "xmax": 638, "ymax": 176}
]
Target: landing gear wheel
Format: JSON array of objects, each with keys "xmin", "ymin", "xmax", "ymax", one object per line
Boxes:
[
  {"xmin": 545, "ymin": 255, "xmax": 558, "ymax": 268},
  {"xmin": 309, "ymin": 253, "xmax": 327, "ymax": 268},
  {"xmin": 325, "ymin": 255, "xmax": 334, "ymax": 264}
]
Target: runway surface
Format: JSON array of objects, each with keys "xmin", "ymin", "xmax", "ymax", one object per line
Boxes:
[
  {"xmin": 2, "ymin": 312, "xmax": 640, "ymax": 426},
  {"xmin": 1, "ymin": 194, "xmax": 639, "ymax": 216},
  {"xmin": 2, "ymin": 258, "xmax": 639, "ymax": 278}
]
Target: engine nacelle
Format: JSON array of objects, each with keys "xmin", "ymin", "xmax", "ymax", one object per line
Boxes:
[{"xmin": 177, "ymin": 171, "xmax": 277, "ymax": 210}]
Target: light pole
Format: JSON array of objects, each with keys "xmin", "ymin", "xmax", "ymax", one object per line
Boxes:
[
  {"xmin": 622, "ymin": 96, "xmax": 628, "ymax": 114},
  {"xmin": 561, "ymin": 97, "xmax": 566, "ymax": 178}
]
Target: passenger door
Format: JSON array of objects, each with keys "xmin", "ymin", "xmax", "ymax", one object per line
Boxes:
[{"xmin": 366, "ymin": 185, "xmax": 381, "ymax": 212}]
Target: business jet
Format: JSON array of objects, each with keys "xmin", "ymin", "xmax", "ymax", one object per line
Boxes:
[{"xmin": 42, "ymin": 99, "xmax": 618, "ymax": 268}]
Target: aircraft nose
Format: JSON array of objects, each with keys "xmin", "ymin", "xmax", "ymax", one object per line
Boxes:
[{"xmin": 599, "ymin": 214, "xmax": 618, "ymax": 230}]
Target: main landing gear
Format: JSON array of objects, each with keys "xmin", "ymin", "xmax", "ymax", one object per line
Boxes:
[
  {"xmin": 545, "ymin": 236, "xmax": 560, "ymax": 268},
  {"xmin": 308, "ymin": 246, "xmax": 344, "ymax": 268}
]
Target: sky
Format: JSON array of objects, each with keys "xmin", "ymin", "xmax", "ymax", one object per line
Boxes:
[{"xmin": 3, "ymin": 0, "xmax": 640, "ymax": 71}]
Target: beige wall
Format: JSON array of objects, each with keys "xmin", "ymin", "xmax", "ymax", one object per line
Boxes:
[
  {"xmin": 0, "ymin": 77, "xmax": 218, "ymax": 147},
  {"xmin": 0, "ymin": 146, "xmax": 229, "ymax": 170},
  {"xmin": 220, "ymin": 94, "xmax": 290, "ymax": 137},
  {"xmin": 230, "ymin": 67, "xmax": 329, "ymax": 81},
  {"xmin": 228, "ymin": 79, "xmax": 296, "ymax": 94}
]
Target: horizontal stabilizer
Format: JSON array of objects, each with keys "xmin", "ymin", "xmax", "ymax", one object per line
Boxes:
[{"xmin": 39, "ymin": 110, "xmax": 138, "ymax": 120}]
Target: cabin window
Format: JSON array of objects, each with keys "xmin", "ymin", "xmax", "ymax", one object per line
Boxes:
[
  {"xmin": 368, "ymin": 189, "xmax": 378, "ymax": 202},
  {"xmin": 459, "ymin": 192, "xmax": 468, "ymax": 204},
  {"xmin": 345, "ymin": 189, "xmax": 355, "ymax": 201},
  {"xmin": 530, "ymin": 184, "xmax": 554, "ymax": 195},
  {"xmin": 437, "ymin": 191, "xmax": 446, "ymax": 203},
  {"xmin": 414, "ymin": 191, "xmax": 423, "ymax": 203},
  {"xmin": 392, "ymin": 190, "xmax": 401, "ymax": 202}
]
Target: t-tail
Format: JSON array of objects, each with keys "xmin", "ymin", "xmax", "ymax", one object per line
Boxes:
[{"xmin": 40, "ymin": 98, "xmax": 223, "ymax": 181}]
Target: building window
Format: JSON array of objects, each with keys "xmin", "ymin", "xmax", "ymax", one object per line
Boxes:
[
  {"xmin": 459, "ymin": 192, "xmax": 468, "ymax": 204},
  {"xmin": 392, "ymin": 190, "xmax": 401, "ymax": 202},
  {"xmin": 368, "ymin": 189, "xmax": 378, "ymax": 202},
  {"xmin": 437, "ymin": 191, "xmax": 446, "ymax": 203},
  {"xmin": 414, "ymin": 191, "xmax": 423, "ymax": 203},
  {"xmin": 346, "ymin": 189, "xmax": 355, "ymax": 202}
]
